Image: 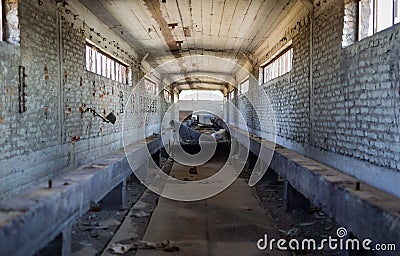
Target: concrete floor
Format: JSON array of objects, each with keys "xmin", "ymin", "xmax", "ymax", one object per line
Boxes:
[
  {"xmin": 98, "ymin": 157, "xmax": 344, "ymax": 256},
  {"xmin": 132, "ymin": 160, "xmax": 290, "ymax": 256}
]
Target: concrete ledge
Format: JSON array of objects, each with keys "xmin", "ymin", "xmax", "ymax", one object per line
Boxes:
[
  {"xmin": 0, "ymin": 135, "xmax": 163, "ymax": 256},
  {"xmin": 230, "ymin": 127, "xmax": 400, "ymax": 255}
]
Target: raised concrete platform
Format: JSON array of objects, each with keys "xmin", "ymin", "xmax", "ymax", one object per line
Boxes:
[
  {"xmin": 0, "ymin": 135, "xmax": 164, "ymax": 256},
  {"xmin": 230, "ymin": 127, "xmax": 400, "ymax": 255}
]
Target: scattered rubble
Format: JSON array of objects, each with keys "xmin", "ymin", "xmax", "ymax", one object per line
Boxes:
[
  {"xmin": 255, "ymin": 177, "xmax": 340, "ymax": 255},
  {"xmin": 108, "ymin": 240, "xmax": 179, "ymax": 254},
  {"xmin": 71, "ymin": 180, "xmax": 147, "ymax": 255}
]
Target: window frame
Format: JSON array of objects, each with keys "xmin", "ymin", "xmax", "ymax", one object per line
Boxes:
[
  {"xmin": 144, "ymin": 78, "xmax": 157, "ymax": 95},
  {"xmin": 163, "ymin": 89, "xmax": 171, "ymax": 103},
  {"xmin": 228, "ymin": 90, "xmax": 234, "ymax": 100},
  {"xmin": 358, "ymin": 0, "xmax": 399, "ymax": 40},
  {"xmin": 238, "ymin": 79, "xmax": 249, "ymax": 95},
  {"xmin": 262, "ymin": 46, "xmax": 293, "ymax": 84},
  {"xmin": 85, "ymin": 41, "xmax": 129, "ymax": 85},
  {"xmin": 0, "ymin": 0, "xmax": 3, "ymax": 42}
]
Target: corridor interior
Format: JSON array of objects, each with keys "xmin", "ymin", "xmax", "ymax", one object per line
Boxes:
[
  {"xmin": 72, "ymin": 141, "xmax": 340, "ymax": 256},
  {"xmin": 0, "ymin": 0, "xmax": 400, "ymax": 256}
]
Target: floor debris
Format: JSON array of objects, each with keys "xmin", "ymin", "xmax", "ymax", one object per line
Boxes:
[
  {"xmin": 279, "ymin": 227, "xmax": 298, "ymax": 238},
  {"xmin": 108, "ymin": 240, "xmax": 179, "ymax": 254},
  {"xmin": 188, "ymin": 166, "xmax": 198, "ymax": 174},
  {"xmin": 298, "ymin": 221, "xmax": 316, "ymax": 227},
  {"xmin": 71, "ymin": 181, "xmax": 148, "ymax": 255}
]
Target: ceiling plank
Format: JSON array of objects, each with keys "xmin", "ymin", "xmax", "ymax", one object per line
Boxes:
[{"xmin": 81, "ymin": 0, "xmax": 298, "ymax": 73}]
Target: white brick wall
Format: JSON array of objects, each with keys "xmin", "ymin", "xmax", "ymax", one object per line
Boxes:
[
  {"xmin": 0, "ymin": 0, "xmax": 166, "ymax": 199},
  {"xmin": 231, "ymin": 0, "xmax": 400, "ymax": 194}
]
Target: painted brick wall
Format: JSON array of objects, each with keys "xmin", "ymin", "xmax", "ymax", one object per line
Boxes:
[
  {"xmin": 259, "ymin": 22, "xmax": 311, "ymax": 144},
  {"xmin": 0, "ymin": 0, "xmax": 165, "ymax": 199},
  {"xmin": 0, "ymin": 43, "xmax": 20, "ymax": 159},
  {"xmin": 234, "ymin": 0, "xmax": 400, "ymax": 195},
  {"xmin": 237, "ymin": 94, "xmax": 253, "ymax": 130},
  {"xmin": 341, "ymin": 27, "xmax": 400, "ymax": 169},
  {"xmin": 19, "ymin": 0, "xmax": 60, "ymax": 153},
  {"xmin": 312, "ymin": 0, "xmax": 344, "ymax": 152}
]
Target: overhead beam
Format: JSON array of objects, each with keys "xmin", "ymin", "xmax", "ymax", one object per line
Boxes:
[
  {"xmin": 140, "ymin": 52, "xmax": 149, "ymax": 63},
  {"xmin": 172, "ymin": 80, "xmax": 228, "ymax": 86},
  {"xmin": 161, "ymin": 70, "xmax": 235, "ymax": 77}
]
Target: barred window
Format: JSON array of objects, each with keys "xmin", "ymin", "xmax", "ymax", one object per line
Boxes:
[
  {"xmin": 85, "ymin": 42, "xmax": 129, "ymax": 84},
  {"xmin": 163, "ymin": 89, "xmax": 171, "ymax": 102},
  {"xmin": 359, "ymin": 0, "xmax": 399, "ymax": 40},
  {"xmin": 144, "ymin": 79, "xmax": 157, "ymax": 94},
  {"xmin": 228, "ymin": 90, "xmax": 234, "ymax": 100},
  {"xmin": 262, "ymin": 47, "xmax": 293, "ymax": 83},
  {"xmin": 239, "ymin": 79, "xmax": 249, "ymax": 95}
]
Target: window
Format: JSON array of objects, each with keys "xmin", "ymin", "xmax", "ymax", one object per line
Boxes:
[
  {"xmin": 262, "ymin": 47, "xmax": 293, "ymax": 84},
  {"xmin": 85, "ymin": 42, "xmax": 129, "ymax": 84},
  {"xmin": 238, "ymin": 79, "xmax": 249, "ymax": 95},
  {"xmin": 359, "ymin": 0, "xmax": 399, "ymax": 40},
  {"xmin": 163, "ymin": 89, "xmax": 171, "ymax": 103},
  {"xmin": 0, "ymin": 1, "xmax": 2, "ymax": 41},
  {"xmin": 0, "ymin": 1, "xmax": 19, "ymax": 44},
  {"xmin": 144, "ymin": 79, "xmax": 157, "ymax": 94},
  {"xmin": 228, "ymin": 90, "xmax": 234, "ymax": 100},
  {"xmin": 180, "ymin": 90, "xmax": 223, "ymax": 100}
]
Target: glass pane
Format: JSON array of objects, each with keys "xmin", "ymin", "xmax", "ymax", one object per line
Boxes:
[
  {"xmin": 90, "ymin": 48, "xmax": 94, "ymax": 72},
  {"xmin": 263, "ymin": 67, "xmax": 267, "ymax": 83},
  {"xmin": 110, "ymin": 60, "xmax": 115, "ymax": 80},
  {"xmin": 96, "ymin": 51, "xmax": 102, "ymax": 75},
  {"xmin": 395, "ymin": 0, "xmax": 400, "ymax": 23},
  {"xmin": 290, "ymin": 48, "xmax": 293, "ymax": 70},
  {"xmin": 116, "ymin": 63, "xmax": 120, "ymax": 83},
  {"xmin": 358, "ymin": 1, "xmax": 374, "ymax": 39},
  {"xmin": 86, "ymin": 45, "xmax": 90, "ymax": 70},
  {"xmin": 127, "ymin": 67, "xmax": 132, "ymax": 85},
  {"xmin": 121, "ymin": 66, "xmax": 126, "ymax": 84},
  {"xmin": 106, "ymin": 58, "xmax": 111, "ymax": 79},
  {"xmin": 102, "ymin": 55, "xmax": 106, "ymax": 76},
  {"xmin": 376, "ymin": 0, "xmax": 393, "ymax": 32}
]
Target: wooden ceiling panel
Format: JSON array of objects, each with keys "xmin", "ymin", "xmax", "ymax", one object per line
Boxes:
[{"xmin": 79, "ymin": 0, "xmax": 298, "ymax": 85}]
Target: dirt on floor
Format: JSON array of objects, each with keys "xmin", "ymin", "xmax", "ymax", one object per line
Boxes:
[
  {"xmin": 71, "ymin": 155, "xmax": 344, "ymax": 256},
  {"xmin": 71, "ymin": 179, "xmax": 147, "ymax": 256},
  {"xmin": 71, "ymin": 157, "xmax": 172, "ymax": 256},
  {"xmin": 253, "ymin": 173, "xmax": 342, "ymax": 256}
]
